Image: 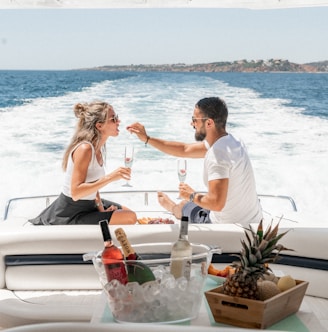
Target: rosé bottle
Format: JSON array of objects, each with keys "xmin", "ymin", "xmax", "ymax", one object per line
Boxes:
[{"xmin": 99, "ymin": 220, "xmax": 128, "ymax": 285}]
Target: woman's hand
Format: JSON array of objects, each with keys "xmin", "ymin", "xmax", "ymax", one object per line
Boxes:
[
  {"xmin": 108, "ymin": 167, "xmax": 132, "ymax": 182},
  {"xmin": 105, "ymin": 205, "xmax": 118, "ymax": 212}
]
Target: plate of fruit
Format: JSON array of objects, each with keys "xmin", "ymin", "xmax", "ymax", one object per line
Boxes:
[
  {"xmin": 137, "ymin": 217, "xmax": 175, "ymax": 224},
  {"xmin": 207, "ymin": 263, "xmax": 235, "ymax": 284}
]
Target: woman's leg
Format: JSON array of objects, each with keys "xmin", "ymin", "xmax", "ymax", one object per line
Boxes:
[{"xmin": 109, "ymin": 209, "xmax": 137, "ymax": 225}]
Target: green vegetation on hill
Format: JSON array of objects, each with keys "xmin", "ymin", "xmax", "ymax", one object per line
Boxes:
[{"xmin": 91, "ymin": 59, "xmax": 328, "ymax": 73}]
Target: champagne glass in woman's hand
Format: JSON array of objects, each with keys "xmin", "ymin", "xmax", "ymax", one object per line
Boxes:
[
  {"xmin": 177, "ymin": 159, "xmax": 187, "ymax": 198},
  {"xmin": 122, "ymin": 145, "xmax": 134, "ymax": 187}
]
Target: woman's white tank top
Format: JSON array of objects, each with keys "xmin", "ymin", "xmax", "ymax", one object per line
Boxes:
[{"xmin": 62, "ymin": 142, "xmax": 105, "ymax": 200}]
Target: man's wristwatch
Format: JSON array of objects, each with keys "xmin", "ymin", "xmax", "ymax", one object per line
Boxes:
[{"xmin": 189, "ymin": 192, "xmax": 196, "ymax": 202}]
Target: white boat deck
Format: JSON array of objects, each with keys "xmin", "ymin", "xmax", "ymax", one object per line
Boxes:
[
  {"xmin": 88, "ymin": 276, "xmax": 328, "ymax": 331},
  {"xmin": 1, "ymin": 191, "xmax": 327, "ymax": 331},
  {"xmin": 304, "ymin": 296, "xmax": 328, "ymax": 331},
  {"xmin": 1, "ymin": 293, "xmax": 327, "ymax": 331}
]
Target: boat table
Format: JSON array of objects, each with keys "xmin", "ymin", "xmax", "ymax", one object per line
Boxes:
[{"xmin": 90, "ymin": 277, "xmax": 325, "ymax": 332}]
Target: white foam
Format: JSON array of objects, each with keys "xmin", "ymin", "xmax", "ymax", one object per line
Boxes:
[{"xmin": 1, "ymin": 74, "xmax": 327, "ymax": 223}]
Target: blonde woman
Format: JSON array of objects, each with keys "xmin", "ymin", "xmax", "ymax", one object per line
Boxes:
[{"xmin": 30, "ymin": 101, "xmax": 136, "ymax": 225}]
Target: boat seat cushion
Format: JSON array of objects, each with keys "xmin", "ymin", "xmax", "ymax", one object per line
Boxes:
[
  {"xmin": 0, "ymin": 289, "xmax": 101, "ymax": 329},
  {"xmin": 5, "ymin": 265, "xmax": 101, "ymax": 291}
]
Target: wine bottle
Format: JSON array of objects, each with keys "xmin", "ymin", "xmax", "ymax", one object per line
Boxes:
[
  {"xmin": 99, "ymin": 220, "xmax": 128, "ymax": 285},
  {"xmin": 115, "ymin": 227, "xmax": 155, "ymax": 284},
  {"xmin": 170, "ymin": 216, "xmax": 192, "ymax": 279}
]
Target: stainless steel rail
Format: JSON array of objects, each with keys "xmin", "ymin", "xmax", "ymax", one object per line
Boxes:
[
  {"xmin": 3, "ymin": 191, "xmax": 297, "ymax": 221},
  {"xmin": 258, "ymin": 194, "xmax": 298, "ymax": 212}
]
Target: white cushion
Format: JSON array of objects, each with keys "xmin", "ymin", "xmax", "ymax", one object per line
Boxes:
[{"xmin": 0, "ymin": 289, "xmax": 101, "ymax": 329}]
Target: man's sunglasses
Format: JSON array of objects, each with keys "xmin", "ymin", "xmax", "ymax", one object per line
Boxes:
[{"xmin": 191, "ymin": 116, "xmax": 208, "ymax": 124}]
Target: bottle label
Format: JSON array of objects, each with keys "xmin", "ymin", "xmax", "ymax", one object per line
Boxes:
[
  {"xmin": 170, "ymin": 258, "xmax": 192, "ymax": 280},
  {"xmin": 126, "ymin": 261, "xmax": 156, "ymax": 284},
  {"xmin": 115, "ymin": 228, "xmax": 134, "ymax": 257},
  {"xmin": 119, "ymin": 237, "xmax": 134, "ymax": 257},
  {"xmin": 104, "ymin": 262, "xmax": 128, "ymax": 285},
  {"xmin": 181, "ymin": 258, "xmax": 192, "ymax": 279}
]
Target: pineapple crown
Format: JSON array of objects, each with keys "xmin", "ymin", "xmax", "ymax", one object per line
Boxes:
[{"xmin": 232, "ymin": 219, "xmax": 293, "ymax": 278}]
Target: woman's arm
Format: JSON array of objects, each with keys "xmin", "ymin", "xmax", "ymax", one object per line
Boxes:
[
  {"xmin": 95, "ymin": 191, "xmax": 104, "ymax": 212},
  {"xmin": 70, "ymin": 143, "xmax": 131, "ymax": 201}
]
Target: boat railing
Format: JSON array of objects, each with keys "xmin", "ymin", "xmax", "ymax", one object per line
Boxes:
[
  {"xmin": 258, "ymin": 194, "xmax": 297, "ymax": 212},
  {"xmin": 2, "ymin": 190, "xmax": 178, "ymax": 221},
  {"xmin": 2, "ymin": 191, "xmax": 297, "ymax": 221}
]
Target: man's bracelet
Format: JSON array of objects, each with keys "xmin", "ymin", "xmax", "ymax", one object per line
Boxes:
[
  {"xmin": 145, "ymin": 135, "xmax": 150, "ymax": 146},
  {"xmin": 189, "ymin": 192, "xmax": 197, "ymax": 202}
]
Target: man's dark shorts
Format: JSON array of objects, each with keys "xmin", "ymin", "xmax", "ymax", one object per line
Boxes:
[{"xmin": 181, "ymin": 202, "xmax": 211, "ymax": 223}]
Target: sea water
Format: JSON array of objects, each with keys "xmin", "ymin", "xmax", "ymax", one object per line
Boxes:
[{"xmin": 0, "ymin": 70, "xmax": 327, "ymax": 222}]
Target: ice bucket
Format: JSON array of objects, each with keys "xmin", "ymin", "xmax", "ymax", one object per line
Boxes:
[{"xmin": 90, "ymin": 242, "xmax": 216, "ymax": 324}]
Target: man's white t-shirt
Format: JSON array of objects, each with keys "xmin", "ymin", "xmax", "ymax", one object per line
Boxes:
[{"xmin": 203, "ymin": 134, "xmax": 262, "ymax": 225}]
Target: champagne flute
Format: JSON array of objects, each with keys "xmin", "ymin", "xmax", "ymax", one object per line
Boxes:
[
  {"xmin": 177, "ymin": 158, "xmax": 187, "ymax": 183},
  {"xmin": 177, "ymin": 159, "xmax": 187, "ymax": 198},
  {"xmin": 122, "ymin": 145, "xmax": 134, "ymax": 187}
]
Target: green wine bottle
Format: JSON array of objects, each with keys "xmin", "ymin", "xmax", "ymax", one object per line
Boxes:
[{"xmin": 115, "ymin": 227, "xmax": 156, "ymax": 284}]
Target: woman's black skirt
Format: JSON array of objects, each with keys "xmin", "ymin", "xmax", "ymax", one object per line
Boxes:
[{"xmin": 29, "ymin": 193, "xmax": 122, "ymax": 225}]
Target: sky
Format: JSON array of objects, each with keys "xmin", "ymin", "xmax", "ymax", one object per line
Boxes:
[{"xmin": 0, "ymin": 7, "xmax": 327, "ymax": 70}]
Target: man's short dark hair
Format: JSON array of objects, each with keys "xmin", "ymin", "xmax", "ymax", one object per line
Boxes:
[{"xmin": 196, "ymin": 97, "xmax": 228, "ymax": 129}]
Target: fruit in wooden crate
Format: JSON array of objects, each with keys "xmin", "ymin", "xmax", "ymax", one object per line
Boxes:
[
  {"xmin": 257, "ymin": 280, "xmax": 281, "ymax": 300},
  {"xmin": 222, "ymin": 219, "xmax": 293, "ymax": 300},
  {"xmin": 261, "ymin": 272, "xmax": 279, "ymax": 284},
  {"xmin": 277, "ymin": 275, "xmax": 296, "ymax": 291}
]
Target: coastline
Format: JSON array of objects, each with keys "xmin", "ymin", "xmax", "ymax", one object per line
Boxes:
[{"xmin": 84, "ymin": 59, "xmax": 328, "ymax": 73}]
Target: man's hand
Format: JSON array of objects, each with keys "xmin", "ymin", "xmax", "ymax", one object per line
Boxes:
[
  {"xmin": 127, "ymin": 122, "xmax": 149, "ymax": 143},
  {"xmin": 178, "ymin": 182, "xmax": 195, "ymax": 201}
]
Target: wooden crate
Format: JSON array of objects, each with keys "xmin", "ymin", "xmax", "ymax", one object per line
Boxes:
[{"xmin": 205, "ymin": 280, "xmax": 309, "ymax": 329}]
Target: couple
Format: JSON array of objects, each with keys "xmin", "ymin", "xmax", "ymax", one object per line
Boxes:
[{"xmin": 30, "ymin": 97, "xmax": 262, "ymax": 226}]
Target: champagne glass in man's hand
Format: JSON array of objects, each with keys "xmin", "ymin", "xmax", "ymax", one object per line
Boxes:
[
  {"xmin": 177, "ymin": 159, "xmax": 187, "ymax": 183},
  {"xmin": 177, "ymin": 159, "xmax": 187, "ymax": 198}
]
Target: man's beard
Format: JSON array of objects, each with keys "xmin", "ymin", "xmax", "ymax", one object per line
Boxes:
[{"xmin": 195, "ymin": 129, "xmax": 206, "ymax": 141}]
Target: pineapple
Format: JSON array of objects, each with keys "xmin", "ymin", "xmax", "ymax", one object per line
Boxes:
[{"xmin": 222, "ymin": 219, "xmax": 292, "ymax": 300}]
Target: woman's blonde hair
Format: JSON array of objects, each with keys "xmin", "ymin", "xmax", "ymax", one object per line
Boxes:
[{"xmin": 62, "ymin": 101, "xmax": 113, "ymax": 171}]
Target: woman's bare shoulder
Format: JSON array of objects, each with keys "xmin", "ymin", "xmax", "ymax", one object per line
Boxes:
[
  {"xmin": 72, "ymin": 142, "xmax": 93, "ymax": 160},
  {"xmin": 77, "ymin": 142, "xmax": 93, "ymax": 152}
]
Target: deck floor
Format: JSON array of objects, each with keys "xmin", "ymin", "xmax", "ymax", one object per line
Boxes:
[
  {"xmin": 0, "ymin": 295, "xmax": 327, "ymax": 331},
  {"xmin": 304, "ymin": 296, "xmax": 328, "ymax": 331}
]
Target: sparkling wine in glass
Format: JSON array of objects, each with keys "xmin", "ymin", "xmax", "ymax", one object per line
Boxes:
[
  {"xmin": 123, "ymin": 145, "xmax": 134, "ymax": 187},
  {"xmin": 177, "ymin": 159, "xmax": 187, "ymax": 183},
  {"xmin": 177, "ymin": 159, "xmax": 187, "ymax": 198}
]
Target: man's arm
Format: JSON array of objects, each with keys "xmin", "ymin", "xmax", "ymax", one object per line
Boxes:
[
  {"xmin": 179, "ymin": 178, "xmax": 229, "ymax": 211},
  {"xmin": 127, "ymin": 122, "xmax": 207, "ymax": 158},
  {"xmin": 146, "ymin": 136, "xmax": 206, "ymax": 158}
]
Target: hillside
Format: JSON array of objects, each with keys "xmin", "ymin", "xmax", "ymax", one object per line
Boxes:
[{"xmin": 92, "ymin": 59, "xmax": 328, "ymax": 73}]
